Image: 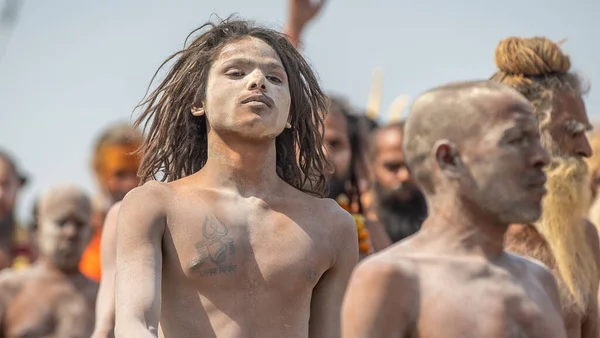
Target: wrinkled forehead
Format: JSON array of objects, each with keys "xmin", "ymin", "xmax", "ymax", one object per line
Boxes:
[
  {"xmin": 213, "ymin": 37, "xmax": 285, "ymax": 70},
  {"xmin": 551, "ymin": 92, "xmax": 592, "ymax": 132}
]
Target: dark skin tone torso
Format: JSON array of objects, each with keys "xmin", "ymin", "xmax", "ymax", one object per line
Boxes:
[
  {"xmin": 0, "ymin": 263, "xmax": 97, "ymax": 338},
  {"xmin": 343, "ymin": 230, "xmax": 566, "ymax": 338},
  {"xmin": 505, "ymin": 222, "xmax": 600, "ymax": 338}
]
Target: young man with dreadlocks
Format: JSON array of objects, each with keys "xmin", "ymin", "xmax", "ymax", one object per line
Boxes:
[
  {"xmin": 494, "ymin": 37, "xmax": 600, "ymax": 338},
  {"xmin": 114, "ymin": 18, "xmax": 358, "ymax": 338}
]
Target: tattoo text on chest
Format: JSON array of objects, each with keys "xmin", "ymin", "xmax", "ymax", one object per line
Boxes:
[{"xmin": 189, "ymin": 215, "xmax": 237, "ymax": 277}]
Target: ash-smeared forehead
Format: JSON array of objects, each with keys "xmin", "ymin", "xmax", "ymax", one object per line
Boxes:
[
  {"xmin": 38, "ymin": 185, "xmax": 91, "ymax": 221},
  {"xmin": 402, "ymin": 80, "xmax": 531, "ymax": 192}
]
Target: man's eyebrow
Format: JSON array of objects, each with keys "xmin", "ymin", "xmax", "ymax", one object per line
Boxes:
[
  {"xmin": 565, "ymin": 119, "xmax": 592, "ymax": 133},
  {"xmin": 221, "ymin": 58, "xmax": 286, "ymax": 72}
]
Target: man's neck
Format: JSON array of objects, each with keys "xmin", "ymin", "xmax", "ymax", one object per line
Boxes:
[
  {"xmin": 420, "ymin": 196, "xmax": 507, "ymax": 259},
  {"xmin": 35, "ymin": 256, "xmax": 81, "ymax": 276},
  {"xmin": 200, "ymin": 135, "xmax": 281, "ymax": 198}
]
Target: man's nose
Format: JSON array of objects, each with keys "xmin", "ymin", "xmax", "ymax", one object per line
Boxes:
[
  {"xmin": 576, "ymin": 137, "xmax": 593, "ymax": 158},
  {"xmin": 397, "ymin": 167, "xmax": 411, "ymax": 183},
  {"xmin": 531, "ymin": 143, "xmax": 550, "ymax": 169},
  {"xmin": 247, "ymin": 71, "xmax": 267, "ymax": 91}
]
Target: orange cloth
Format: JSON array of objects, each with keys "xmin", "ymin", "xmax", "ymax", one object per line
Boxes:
[{"xmin": 79, "ymin": 230, "xmax": 102, "ymax": 282}]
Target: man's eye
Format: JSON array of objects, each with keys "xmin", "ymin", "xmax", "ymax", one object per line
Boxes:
[
  {"xmin": 508, "ymin": 137, "xmax": 526, "ymax": 145},
  {"xmin": 327, "ymin": 140, "xmax": 340, "ymax": 149},
  {"xmin": 227, "ymin": 71, "xmax": 244, "ymax": 77},
  {"xmin": 268, "ymin": 76, "xmax": 282, "ymax": 83}
]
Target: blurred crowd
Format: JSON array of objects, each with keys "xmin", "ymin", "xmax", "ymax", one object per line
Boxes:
[{"xmin": 1, "ymin": 0, "xmax": 599, "ymax": 337}]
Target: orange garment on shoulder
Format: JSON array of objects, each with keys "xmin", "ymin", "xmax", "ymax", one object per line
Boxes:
[{"xmin": 79, "ymin": 230, "xmax": 102, "ymax": 282}]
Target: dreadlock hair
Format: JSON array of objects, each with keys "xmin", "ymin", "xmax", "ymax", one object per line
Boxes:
[
  {"xmin": 133, "ymin": 17, "xmax": 329, "ymax": 196},
  {"xmin": 490, "ymin": 37, "xmax": 588, "ymax": 136},
  {"xmin": 328, "ymin": 96, "xmax": 371, "ymax": 214}
]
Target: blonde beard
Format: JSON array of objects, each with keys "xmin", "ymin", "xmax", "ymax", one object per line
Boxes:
[{"xmin": 534, "ymin": 156, "xmax": 596, "ymax": 313}]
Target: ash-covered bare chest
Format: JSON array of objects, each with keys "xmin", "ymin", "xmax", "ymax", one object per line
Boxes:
[
  {"xmin": 416, "ymin": 259, "xmax": 563, "ymax": 338},
  {"xmin": 164, "ymin": 195, "xmax": 332, "ymax": 295},
  {"xmin": 4, "ymin": 274, "xmax": 96, "ymax": 338},
  {"xmin": 505, "ymin": 226, "xmax": 587, "ymax": 326}
]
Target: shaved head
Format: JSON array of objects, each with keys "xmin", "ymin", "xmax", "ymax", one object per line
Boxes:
[
  {"xmin": 403, "ymin": 80, "xmax": 530, "ymax": 194},
  {"xmin": 37, "ymin": 184, "xmax": 92, "ymax": 271}
]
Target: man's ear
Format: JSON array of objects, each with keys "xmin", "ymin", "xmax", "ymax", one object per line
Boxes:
[{"xmin": 432, "ymin": 139, "xmax": 463, "ymax": 178}]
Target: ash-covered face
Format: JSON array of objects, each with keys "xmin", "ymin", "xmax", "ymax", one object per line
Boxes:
[
  {"xmin": 543, "ymin": 92, "xmax": 592, "ymax": 159},
  {"xmin": 203, "ymin": 37, "xmax": 291, "ymax": 141},
  {"xmin": 456, "ymin": 91, "xmax": 550, "ymax": 225},
  {"xmin": 37, "ymin": 186, "xmax": 92, "ymax": 271}
]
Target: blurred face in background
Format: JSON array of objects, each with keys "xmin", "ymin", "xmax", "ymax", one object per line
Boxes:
[
  {"xmin": 322, "ymin": 111, "xmax": 351, "ymax": 199},
  {"xmin": 0, "ymin": 157, "xmax": 22, "ymax": 222}
]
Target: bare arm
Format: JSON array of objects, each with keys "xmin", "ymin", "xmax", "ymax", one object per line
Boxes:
[
  {"xmin": 114, "ymin": 183, "xmax": 167, "ymax": 338},
  {"xmin": 342, "ymin": 260, "xmax": 415, "ymax": 338},
  {"xmin": 583, "ymin": 220, "xmax": 600, "ymax": 338},
  {"xmin": 308, "ymin": 208, "xmax": 358, "ymax": 338},
  {"xmin": 91, "ymin": 202, "xmax": 122, "ymax": 338},
  {"xmin": 284, "ymin": 0, "xmax": 327, "ymax": 48}
]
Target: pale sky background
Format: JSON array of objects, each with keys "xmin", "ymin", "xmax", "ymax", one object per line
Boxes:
[{"xmin": 0, "ymin": 0, "xmax": 599, "ymax": 222}]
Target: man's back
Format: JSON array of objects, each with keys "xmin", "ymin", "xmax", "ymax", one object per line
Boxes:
[
  {"xmin": 343, "ymin": 235, "xmax": 566, "ymax": 338},
  {"xmin": 116, "ymin": 179, "xmax": 357, "ymax": 338}
]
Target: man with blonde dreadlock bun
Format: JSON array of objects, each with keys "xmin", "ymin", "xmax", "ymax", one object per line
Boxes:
[
  {"xmin": 493, "ymin": 36, "xmax": 600, "ymax": 338},
  {"xmin": 114, "ymin": 17, "xmax": 358, "ymax": 338}
]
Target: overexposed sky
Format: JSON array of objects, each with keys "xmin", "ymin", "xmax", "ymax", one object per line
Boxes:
[{"xmin": 1, "ymin": 0, "xmax": 599, "ymax": 221}]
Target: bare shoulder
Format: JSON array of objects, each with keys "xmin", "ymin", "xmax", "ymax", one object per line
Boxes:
[
  {"xmin": 118, "ymin": 181, "xmax": 173, "ymax": 241},
  {"xmin": 122, "ymin": 180, "xmax": 172, "ymax": 206},
  {"xmin": 0, "ymin": 268, "xmax": 31, "ymax": 293},
  {"xmin": 506, "ymin": 251, "xmax": 556, "ymax": 288},
  {"xmin": 120, "ymin": 181, "xmax": 172, "ymax": 220},
  {"xmin": 349, "ymin": 254, "xmax": 419, "ymax": 302},
  {"xmin": 583, "ymin": 219, "xmax": 600, "ymax": 266},
  {"xmin": 105, "ymin": 201, "xmax": 122, "ymax": 226},
  {"xmin": 290, "ymin": 188, "xmax": 356, "ymax": 235},
  {"xmin": 354, "ymin": 254, "xmax": 418, "ymax": 282},
  {"xmin": 320, "ymin": 197, "xmax": 356, "ymax": 233}
]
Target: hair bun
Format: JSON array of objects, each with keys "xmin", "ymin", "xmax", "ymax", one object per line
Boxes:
[{"xmin": 494, "ymin": 36, "xmax": 571, "ymax": 76}]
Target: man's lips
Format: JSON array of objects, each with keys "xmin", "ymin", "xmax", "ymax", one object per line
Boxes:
[
  {"xmin": 527, "ymin": 173, "xmax": 547, "ymax": 195},
  {"xmin": 240, "ymin": 93, "xmax": 274, "ymax": 108}
]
